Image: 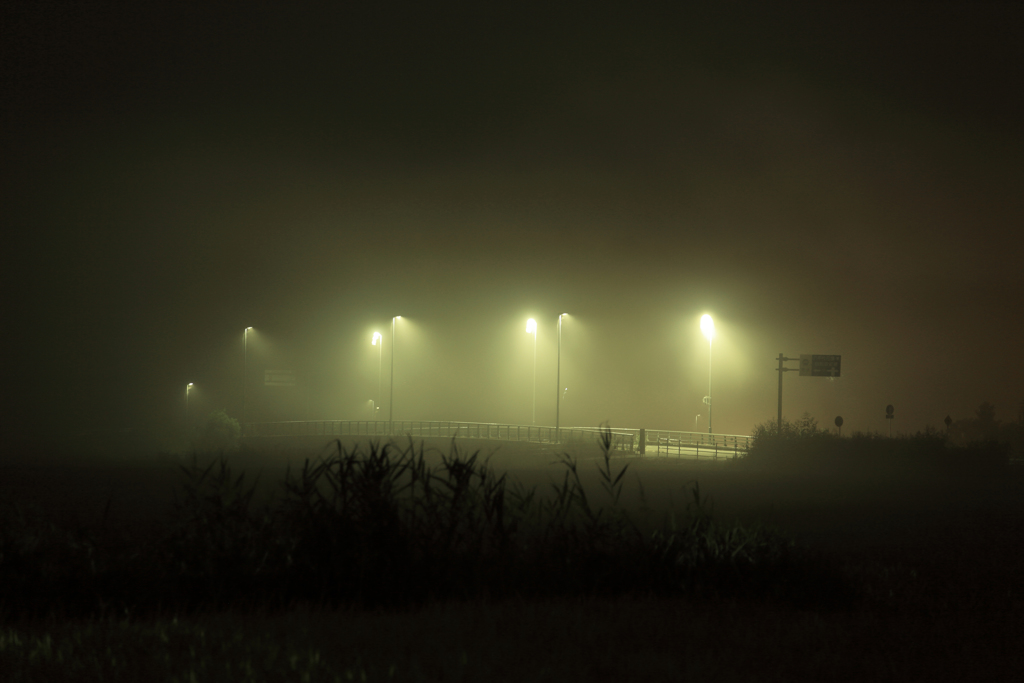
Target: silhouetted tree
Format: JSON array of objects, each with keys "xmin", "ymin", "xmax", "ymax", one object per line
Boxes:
[
  {"xmin": 948, "ymin": 401, "xmax": 1024, "ymax": 455},
  {"xmin": 976, "ymin": 401, "xmax": 997, "ymax": 428},
  {"xmin": 795, "ymin": 412, "xmax": 820, "ymax": 436},
  {"xmin": 192, "ymin": 409, "xmax": 241, "ymax": 452}
]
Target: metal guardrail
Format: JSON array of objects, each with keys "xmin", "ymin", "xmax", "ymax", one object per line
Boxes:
[
  {"xmin": 640, "ymin": 429, "xmax": 750, "ymax": 460},
  {"xmin": 245, "ymin": 420, "xmax": 393, "ymax": 439},
  {"xmin": 245, "ymin": 420, "xmax": 636, "ymax": 452},
  {"xmin": 244, "ymin": 420, "xmax": 749, "ymax": 457}
]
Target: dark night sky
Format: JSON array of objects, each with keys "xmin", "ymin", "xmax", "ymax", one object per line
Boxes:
[{"xmin": 3, "ymin": 2, "xmax": 1022, "ymax": 450}]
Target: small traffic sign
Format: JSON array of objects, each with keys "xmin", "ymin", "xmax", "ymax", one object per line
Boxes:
[{"xmin": 886, "ymin": 404, "xmax": 894, "ymax": 418}]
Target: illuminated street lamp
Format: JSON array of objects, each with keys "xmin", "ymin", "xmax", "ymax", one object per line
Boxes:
[
  {"xmin": 389, "ymin": 316, "xmax": 401, "ymax": 430},
  {"xmin": 185, "ymin": 383, "xmax": 194, "ymax": 435},
  {"xmin": 556, "ymin": 313, "xmax": 569, "ymax": 435},
  {"xmin": 243, "ymin": 327, "xmax": 252, "ymax": 435},
  {"xmin": 700, "ymin": 314, "xmax": 715, "ymax": 434},
  {"xmin": 371, "ymin": 331, "xmax": 382, "ymax": 420},
  {"xmin": 526, "ymin": 318, "xmax": 537, "ymax": 424}
]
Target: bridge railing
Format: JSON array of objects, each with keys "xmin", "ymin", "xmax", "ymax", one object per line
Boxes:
[
  {"xmin": 243, "ymin": 420, "xmax": 638, "ymax": 452},
  {"xmin": 245, "ymin": 420, "xmax": 391, "ymax": 438},
  {"xmin": 642, "ymin": 429, "xmax": 750, "ymax": 459},
  {"xmin": 243, "ymin": 421, "xmax": 750, "ymax": 457},
  {"xmin": 555, "ymin": 426, "xmax": 637, "ymax": 453}
]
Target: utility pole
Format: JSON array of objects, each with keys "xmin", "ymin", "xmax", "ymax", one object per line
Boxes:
[
  {"xmin": 556, "ymin": 314, "xmax": 564, "ymax": 438},
  {"xmin": 185, "ymin": 383, "xmax": 194, "ymax": 437},
  {"xmin": 390, "ymin": 316, "xmax": 398, "ymax": 433},
  {"xmin": 707, "ymin": 337, "xmax": 713, "ymax": 433},
  {"xmin": 243, "ymin": 327, "xmax": 252, "ymax": 436},
  {"xmin": 526, "ymin": 318, "xmax": 537, "ymax": 424},
  {"xmin": 532, "ymin": 331, "xmax": 537, "ymax": 424}
]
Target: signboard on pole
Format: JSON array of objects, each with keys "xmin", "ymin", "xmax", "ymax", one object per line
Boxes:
[{"xmin": 799, "ymin": 354, "xmax": 841, "ymax": 377}]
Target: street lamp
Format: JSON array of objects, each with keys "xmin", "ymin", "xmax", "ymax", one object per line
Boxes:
[
  {"xmin": 389, "ymin": 316, "xmax": 401, "ymax": 431},
  {"xmin": 185, "ymin": 383, "xmax": 194, "ymax": 435},
  {"xmin": 526, "ymin": 318, "xmax": 537, "ymax": 424},
  {"xmin": 243, "ymin": 327, "xmax": 252, "ymax": 435},
  {"xmin": 556, "ymin": 313, "xmax": 568, "ymax": 436},
  {"xmin": 371, "ymin": 331, "xmax": 382, "ymax": 420},
  {"xmin": 700, "ymin": 314, "xmax": 715, "ymax": 434}
]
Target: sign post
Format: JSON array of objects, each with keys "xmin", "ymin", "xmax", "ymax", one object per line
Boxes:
[
  {"xmin": 776, "ymin": 353, "xmax": 841, "ymax": 435},
  {"xmin": 835, "ymin": 415, "xmax": 843, "ymax": 437},
  {"xmin": 885, "ymin": 404, "xmax": 894, "ymax": 437},
  {"xmin": 776, "ymin": 354, "xmax": 801, "ymax": 434}
]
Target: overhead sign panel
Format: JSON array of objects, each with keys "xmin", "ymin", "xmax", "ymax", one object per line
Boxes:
[{"xmin": 799, "ymin": 354, "xmax": 841, "ymax": 377}]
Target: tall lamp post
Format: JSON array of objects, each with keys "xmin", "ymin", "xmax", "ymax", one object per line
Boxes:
[
  {"xmin": 372, "ymin": 331, "xmax": 382, "ymax": 420},
  {"xmin": 556, "ymin": 313, "xmax": 568, "ymax": 436},
  {"xmin": 526, "ymin": 318, "xmax": 537, "ymax": 424},
  {"xmin": 243, "ymin": 327, "xmax": 252, "ymax": 435},
  {"xmin": 389, "ymin": 316, "xmax": 401, "ymax": 432},
  {"xmin": 700, "ymin": 314, "xmax": 715, "ymax": 434},
  {"xmin": 185, "ymin": 383, "xmax": 194, "ymax": 436}
]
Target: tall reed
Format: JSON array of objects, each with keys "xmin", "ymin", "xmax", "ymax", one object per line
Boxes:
[{"xmin": 1, "ymin": 427, "xmax": 846, "ymax": 618}]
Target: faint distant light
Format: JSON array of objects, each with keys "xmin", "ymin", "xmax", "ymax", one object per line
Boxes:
[
  {"xmin": 526, "ymin": 318, "xmax": 537, "ymax": 334},
  {"xmin": 187, "ymin": 382, "xmax": 194, "ymax": 387},
  {"xmin": 700, "ymin": 314, "xmax": 715, "ymax": 341},
  {"xmin": 245, "ymin": 326, "xmax": 252, "ymax": 330}
]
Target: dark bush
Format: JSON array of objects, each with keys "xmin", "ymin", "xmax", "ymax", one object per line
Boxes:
[
  {"xmin": 744, "ymin": 416, "xmax": 1009, "ymax": 474},
  {"xmin": 190, "ymin": 409, "xmax": 241, "ymax": 453}
]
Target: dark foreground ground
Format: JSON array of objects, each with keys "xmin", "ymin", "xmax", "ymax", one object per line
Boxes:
[{"xmin": 1, "ymin": 438, "xmax": 1022, "ymax": 681}]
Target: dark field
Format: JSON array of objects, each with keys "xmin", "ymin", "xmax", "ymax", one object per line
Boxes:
[{"xmin": 2, "ymin": 437, "xmax": 1022, "ymax": 681}]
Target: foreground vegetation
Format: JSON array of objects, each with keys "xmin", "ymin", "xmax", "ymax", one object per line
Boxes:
[
  {"xmin": 1, "ymin": 429, "xmax": 840, "ymax": 621},
  {"xmin": 4, "ymin": 592, "xmax": 1020, "ymax": 683},
  {"xmin": 3, "ymin": 425, "xmax": 1022, "ymax": 680}
]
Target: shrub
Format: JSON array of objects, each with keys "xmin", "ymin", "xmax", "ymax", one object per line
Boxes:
[
  {"xmin": 743, "ymin": 415, "xmax": 1008, "ymax": 473},
  {"xmin": 191, "ymin": 410, "xmax": 241, "ymax": 453}
]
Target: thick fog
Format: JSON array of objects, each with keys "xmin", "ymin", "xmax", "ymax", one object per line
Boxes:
[{"xmin": 4, "ymin": 4, "xmax": 1022, "ymax": 452}]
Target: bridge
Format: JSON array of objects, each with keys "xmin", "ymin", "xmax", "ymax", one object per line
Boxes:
[{"xmin": 243, "ymin": 420, "xmax": 751, "ymax": 460}]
